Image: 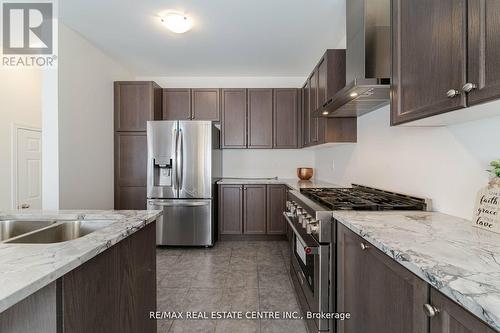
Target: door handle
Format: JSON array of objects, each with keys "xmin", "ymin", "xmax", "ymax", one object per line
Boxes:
[
  {"xmin": 177, "ymin": 129, "xmax": 183, "ymax": 190},
  {"xmin": 173, "ymin": 128, "xmax": 178, "ymax": 190},
  {"xmin": 446, "ymin": 89, "xmax": 460, "ymax": 98},
  {"xmin": 462, "ymin": 83, "xmax": 477, "ymax": 93}
]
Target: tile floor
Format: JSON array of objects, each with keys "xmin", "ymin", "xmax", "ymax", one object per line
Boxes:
[{"xmin": 156, "ymin": 241, "xmax": 308, "ymax": 333}]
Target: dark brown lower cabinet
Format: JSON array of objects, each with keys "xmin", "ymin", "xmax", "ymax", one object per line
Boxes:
[
  {"xmin": 62, "ymin": 223, "xmax": 156, "ymax": 333},
  {"xmin": 219, "ymin": 185, "xmax": 243, "ymax": 235},
  {"xmin": 243, "ymin": 185, "xmax": 267, "ymax": 234},
  {"xmin": 266, "ymin": 185, "xmax": 287, "ymax": 234},
  {"xmin": 219, "ymin": 184, "xmax": 287, "ymax": 239},
  {"xmin": 337, "ymin": 224, "xmax": 428, "ymax": 333},
  {"xmin": 429, "ymin": 288, "xmax": 496, "ymax": 333}
]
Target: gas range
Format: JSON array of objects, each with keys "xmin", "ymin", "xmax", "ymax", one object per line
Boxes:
[
  {"xmin": 284, "ymin": 184, "xmax": 430, "ymax": 333},
  {"xmin": 286, "ymin": 184, "xmax": 430, "ymax": 244}
]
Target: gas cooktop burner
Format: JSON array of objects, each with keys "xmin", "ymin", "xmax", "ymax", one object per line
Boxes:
[{"xmin": 300, "ymin": 185, "xmax": 427, "ymax": 211}]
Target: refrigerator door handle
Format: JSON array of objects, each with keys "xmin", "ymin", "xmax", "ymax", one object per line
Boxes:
[
  {"xmin": 177, "ymin": 128, "xmax": 184, "ymax": 190},
  {"xmin": 148, "ymin": 200, "xmax": 210, "ymax": 207},
  {"xmin": 173, "ymin": 127, "xmax": 179, "ymax": 190}
]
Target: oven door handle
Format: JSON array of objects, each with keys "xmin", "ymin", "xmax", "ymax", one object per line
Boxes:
[{"xmin": 283, "ymin": 212, "xmax": 318, "ymax": 254}]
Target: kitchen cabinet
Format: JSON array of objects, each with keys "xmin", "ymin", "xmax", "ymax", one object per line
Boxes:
[
  {"xmin": 309, "ymin": 71, "xmax": 320, "ymax": 144},
  {"xmin": 62, "ymin": 223, "xmax": 156, "ymax": 333},
  {"xmin": 273, "ymin": 89, "xmax": 299, "ymax": 148},
  {"xmin": 302, "ymin": 82, "xmax": 310, "ymax": 146},
  {"xmin": 247, "ymin": 89, "xmax": 273, "ymax": 148},
  {"xmin": 163, "ymin": 88, "xmax": 220, "ymax": 121},
  {"xmin": 114, "ymin": 132, "xmax": 147, "ymax": 210},
  {"xmin": 221, "ymin": 89, "xmax": 247, "ymax": 148},
  {"xmin": 266, "ymin": 185, "xmax": 287, "ymax": 234},
  {"xmin": 191, "ymin": 88, "xmax": 220, "ymax": 121},
  {"xmin": 302, "ymin": 50, "xmax": 357, "ymax": 146},
  {"xmin": 337, "ymin": 224, "xmax": 428, "ymax": 333},
  {"xmin": 428, "ymin": 288, "xmax": 496, "ymax": 333},
  {"xmin": 114, "ymin": 81, "xmax": 161, "ymax": 209},
  {"xmin": 467, "ymin": 0, "xmax": 500, "ymax": 106},
  {"xmin": 243, "ymin": 185, "xmax": 267, "ymax": 234},
  {"xmin": 114, "ymin": 81, "xmax": 162, "ymax": 131},
  {"xmin": 391, "ymin": 0, "xmax": 500, "ymax": 125},
  {"xmin": 219, "ymin": 184, "xmax": 287, "ymax": 239},
  {"xmin": 162, "ymin": 88, "xmax": 191, "ymax": 120},
  {"xmin": 219, "ymin": 185, "xmax": 243, "ymax": 234}
]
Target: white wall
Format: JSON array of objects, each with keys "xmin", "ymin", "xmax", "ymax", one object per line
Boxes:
[
  {"xmin": 314, "ymin": 104, "xmax": 500, "ymax": 220},
  {"xmin": 58, "ymin": 24, "xmax": 132, "ymax": 209},
  {"xmin": 222, "ymin": 149, "xmax": 315, "ymax": 178},
  {"xmin": 0, "ymin": 69, "xmax": 42, "ymax": 210}
]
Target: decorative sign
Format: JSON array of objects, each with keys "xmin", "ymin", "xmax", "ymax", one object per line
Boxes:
[{"xmin": 473, "ymin": 180, "xmax": 500, "ymax": 233}]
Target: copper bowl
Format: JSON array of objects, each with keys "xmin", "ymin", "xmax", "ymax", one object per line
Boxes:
[{"xmin": 297, "ymin": 167, "xmax": 313, "ymax": 180}]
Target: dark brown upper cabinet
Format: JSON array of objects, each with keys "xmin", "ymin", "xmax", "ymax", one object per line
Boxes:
[
  {"xmin": 266, "ymin": 185, "xmax": 287, "ymax": 234},
  {"xmin": 114, "ymin": 81, "xmax": 162, "ymax": 131},
  {"xmin": 302, "ymin": 50, "xmax": 357, "ymax": 146},
  {"xmin": 247, "ymin": 89, "xmax": 273, "ymax": 148},
  {"xmin": 221, "ymin": 89, "xmax": 247, "ymax": 148},
  {"xmin": 429, "ymin": 288, "xmax": 496, "ymax": 333},
  {"xmin": 337, "ymin": 224, "xmax": 428, "ymax": 333},
  {"xmin": 302, "ymin": 82, "xmax": 311, "ymax": 146},
  {"xmin": 163, "ymin": 88, "xmax": 220, "ymax": 121},
  {"xmin": 273, "ymin": 89, "xmax": 299, "ymax": 148},
  {"xmin": 243, "ymin": 185, "xmax": 267, "ymax": 235},
  {"xmin": 309, "ymin": 71, "xmax": 320, "ymax": 145},
  {"xmin": 391, "ymin": 0, "xmax": 500, "ymax": 125},
  {"xmin": 162, "ymin": 88, "xmax": 191, "ymax": 120},
  {"xmin": 191, "ymin": 88, "xmax": 220, "ymax": 121},
  {"xmin": 467, "ymin": 0, "xmax": 500, "ymax": 106}
]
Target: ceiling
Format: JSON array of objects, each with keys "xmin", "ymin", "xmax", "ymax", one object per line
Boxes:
[{"xmin": 60, "ymin": 0, "xmax": 346, "ymax": 76}]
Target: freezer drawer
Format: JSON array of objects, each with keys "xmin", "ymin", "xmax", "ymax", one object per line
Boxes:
[{"xmin": 148, "ymin": 199, "xmax": 213, "ymax": 246}]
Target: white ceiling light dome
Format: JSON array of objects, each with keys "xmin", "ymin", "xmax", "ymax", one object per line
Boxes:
[{"xmin": 161, "ymin": 12, "xmax": 193, "ymax": 34}]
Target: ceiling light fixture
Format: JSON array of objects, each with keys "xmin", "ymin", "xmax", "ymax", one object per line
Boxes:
[
  {"xmin": 350, "ymin": 92, "xmax": 358, "ymax": 98},
  {"xmin": 322, "ymin": 111, "xmax": 329, "ymax": 115},
  {"xmin": 161, "ymin": 12, "xmax": 193, "ymax": 33}
]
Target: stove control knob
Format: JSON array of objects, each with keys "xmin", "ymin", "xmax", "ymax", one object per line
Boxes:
[
  {"xmin": 302, "ymin": 215, "xmax": 312, "ymax": 228},
  {"xmin": 298, "ymin": 213, "xmax": 307, "ymax": 225},
  {"xmin": 308, "ymin": 222, "xmax": 320, "ymax": 234}
]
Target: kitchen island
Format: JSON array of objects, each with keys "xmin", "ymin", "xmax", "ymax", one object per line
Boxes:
[
  {"xmin": 333, "ymin": 210, "xmax": 500, "ymax": 332},
  {"xmin": 0, "ymin": 210, "xmax": 161, "ymax": 333}
]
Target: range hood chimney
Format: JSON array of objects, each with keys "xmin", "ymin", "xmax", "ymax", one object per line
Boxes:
[{"xmin": 315, "ymin": 0, "xmax": 391, "ymax": 118}]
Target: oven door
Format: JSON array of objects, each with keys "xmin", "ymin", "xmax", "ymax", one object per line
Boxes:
[{"xmin": 284, "ymin": 212, "xmax": 330, "ymax": 332}]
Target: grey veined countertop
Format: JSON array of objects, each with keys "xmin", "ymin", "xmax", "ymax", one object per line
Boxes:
[
  {"xmin": 333, "ymin": 210, "xmax": 500, "ymax": 332},
  {"xmin": 0, "ymin": 210, "xmax": 162, "ymax": 314}
]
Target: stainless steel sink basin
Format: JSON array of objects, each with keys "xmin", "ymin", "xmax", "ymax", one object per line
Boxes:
[
  {"xmin": 6, "ymin": 221, "xmax": 114, "ymax": 244},
  {"xmin": 0, "ymin": 220, "xmax": 57, "ymax": 241}
]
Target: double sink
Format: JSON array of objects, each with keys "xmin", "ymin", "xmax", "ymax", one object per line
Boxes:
[{"xmin": 0, "ymin": 219, "xmax": 114, "ymax": 244}]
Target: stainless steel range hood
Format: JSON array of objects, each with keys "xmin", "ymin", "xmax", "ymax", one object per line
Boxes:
[{"xmin": 315, "ymin": 0, "xmax": 391, "ymax": 118}]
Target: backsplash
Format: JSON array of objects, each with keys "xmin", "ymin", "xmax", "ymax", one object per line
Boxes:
[{"xmin": 222, "ymin": 149, "xmax": 315, "ymax": 179}]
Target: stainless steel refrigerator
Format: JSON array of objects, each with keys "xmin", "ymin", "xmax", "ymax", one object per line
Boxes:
[{"xmin": 146, "ymin": 121, "xmax": 222, "ymax": 246}]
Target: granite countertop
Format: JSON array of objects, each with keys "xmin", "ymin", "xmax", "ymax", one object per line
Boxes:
[
  {"xmin": 217, "ymin": 177, "xmax": 338, "ymax": 191},
  {"xmin": 0, "ymin": 210, "xmax": 162, "ymax": 314},
  {"xmin": 333, "ymin": 210, "xmax": 500, "ymax": 331}
]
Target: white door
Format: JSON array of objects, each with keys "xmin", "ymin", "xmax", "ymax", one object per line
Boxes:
[{"xmin": 15, "ymin": 128, "xmax": 42, "ymax": 210}]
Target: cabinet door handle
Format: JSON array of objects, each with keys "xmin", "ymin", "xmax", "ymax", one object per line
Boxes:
[
  {"xmin": 446, "ymin": 89, "xmax": 460, "ymax": 98},
  {"xmin": 462, "ymin": 83, "xmax": 477, "ymax": 93},
  {"xmin": 360, "ymin": 243, "xmax": 370, "ymax": 251},
  {"xmin": 423, "ymin": 304, "xmax": 440, "ymax": 317}
]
